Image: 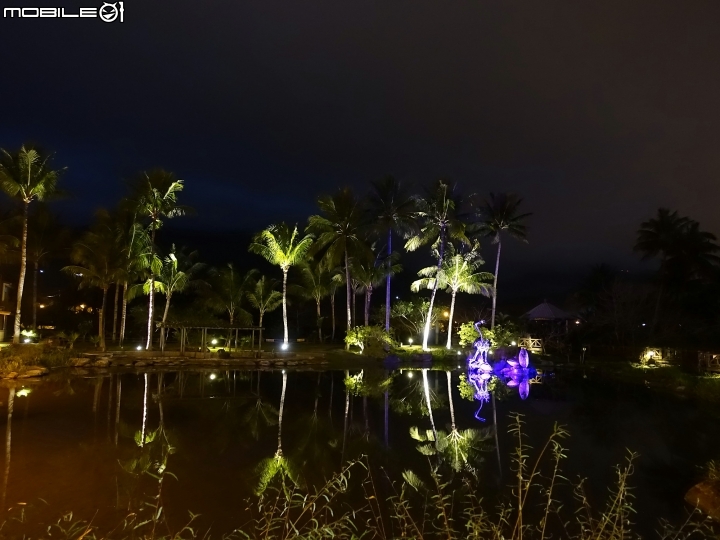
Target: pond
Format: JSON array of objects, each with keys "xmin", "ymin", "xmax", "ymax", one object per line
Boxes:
[{"xmin": 0, "ymin": 362, "xmax": 716, "ymax": 537}]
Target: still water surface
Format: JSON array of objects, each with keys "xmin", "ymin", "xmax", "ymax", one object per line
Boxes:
[{"xmin": 0, "ymin": 367, "xmax": 715, "ymax": 535}]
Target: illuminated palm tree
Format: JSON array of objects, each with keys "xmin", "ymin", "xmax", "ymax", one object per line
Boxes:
[
  {"xmin": 406, "ymin": 181, "xmax": 469, "ymax": 350},
  {"xmin": 308, "ymin": 188, "xmax": 369, "ymax": 349},
  {"xmin": 0, "ymin": 145, "xmax": 64, "ymax": 343},
  {"xmin": 114, "ymin": 208, "xmax": 151, "ymax": 347},
  {"xmin": 412, "ymin": 247, "xmax": 493, "ymax": 348},
  {"xmin": 63, "ymin": 210, "xmax": 122, "ymax": 352},
  {"xmin": 367, "ymin": 176, "xmax": 417, "ymax": 331},
  {"xmin": 249, "ymin": 223, "xmax": 314, "ymax": 345},
  {"xmin": 474, "ymin": 193, "xmax": 531, "ymax": 329},
  {"xmin": 126, "ymin": 170, "xmax": 188, "ymax": 350},
  {"xmin": 246, "ymin": 276, "xmax": 283, "ymax": 350},
  {"xmin": 157, "ymin": 246, "xmax": 204, "ymax": 349}
]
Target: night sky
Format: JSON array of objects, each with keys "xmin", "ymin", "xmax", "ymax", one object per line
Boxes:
[{"xmin": 2, "ymin": 0, "xmax": 719, "ymax": 294}]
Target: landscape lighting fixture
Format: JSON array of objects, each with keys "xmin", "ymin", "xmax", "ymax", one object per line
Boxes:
[{"xmin": 281, "ymin": 343, "xmax": 289, "ymax": 350}]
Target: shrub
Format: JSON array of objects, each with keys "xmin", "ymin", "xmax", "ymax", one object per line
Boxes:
[{"xmin": 345, "ymin": 326, "xmax": 396, "ymax": 357}]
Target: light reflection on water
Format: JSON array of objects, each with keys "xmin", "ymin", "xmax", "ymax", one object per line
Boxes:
[{"xmin": 0, "ymin": 365, "xmax": 713, "ymax": 535}]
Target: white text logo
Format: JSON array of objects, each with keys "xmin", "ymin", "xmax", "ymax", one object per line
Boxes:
[{"xmin": 3, "ymin": 2, "xmax": 124, "ymax": 22}]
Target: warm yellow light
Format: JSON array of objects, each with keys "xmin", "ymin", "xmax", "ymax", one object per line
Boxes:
[
  {"xmin": 80, "ymin": 304, "xmax": 86, "ymax": 309},
  {"xmin": 17, "ymin": 388, "xmax": 31, "ymax": 398},
  {"xmin": 443, "ymin": 311, "xmax": 449, "ymax": 317}
]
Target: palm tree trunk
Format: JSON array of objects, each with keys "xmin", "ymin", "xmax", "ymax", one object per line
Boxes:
[
  {"xmin": 650, "ymin": 274, "xmax": 664, "ymax": 339},
  {"xmin": 446, "ymin": 290, "xmax": 457, "ymax": 349},
  {"xmin": 422, "ymin": 226, "xmax": 446, "ymax": 350},
  {"xmin": 352, "ymin": 287, "xmax": 356, "ymax": 328},
  {"xmin": 491, "ymin": 240, "xmax": 501, "ymax": 330},
  {"xmin": 316, "ymin": 300, "xmax": 322, "ymax": 342},
  {"xmin": 13, "ymin": 201, "xmax": 29, "ymax": 344},
  {"xmin": 32, "ymin": 260, "xmax": 38, "ymax": 330},
  {"xmin": 446, "ymin": 371, "xmax": 456, "ymax": 431},
  {"xmin": 277, "ymin": 371, "xmax": 287, "ymax": 456},
  {"xmin": 146, "ymin": 230, "xmax": 156, "ymax": 350},
  {"xmin": 100, "ymin": 286, "xmax": 108, "ymax": 352},
  {"xmin": 160, "ymin": 293, "xmax": 172, "ymax": 350},
  {"xmin": 385, "ymin": 229, "xmax": 392, "ymax": 332},
  {"xmin": 120, "ymin": 282, "xmax": 127, "ymax": 347},
  {"xmin": 364, "ymin": 287, "xmax": 371, "ymax": 327},
  {"xmin": 112, "ymin": 283, "xmax": 119, "ymax": 343},
  {"xmin": 331, "ymin": 290, "xmax": 336, "ymax": 341},
  {"xmin": 344, "ymin": 251, "xmax": 351, "ymax": 350},
  {"xmin": 422, "ymin": 369, "xmax": 437, "ymax": 443},
  {"xmin": 282, "ymin": 268, "xmax": 289, "ymax": 344},
  {"xmin": 259, "ymin": 313, "xmax": 264, "ymax": 352}
]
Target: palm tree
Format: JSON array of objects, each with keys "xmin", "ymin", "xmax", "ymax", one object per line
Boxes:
[
  {"xmin": 367, "ymin": 176, "xmax": 417, "ymax": 331},
  {"xmin": 406, "ymin": 181, "xmax": 469, "ymax": 350},
  {"xmin": 475, "ymin": 193, "xmax": 531, "ymax": 330},
  {"xmin": 157, "ymin": 246, "xmax": 204, "ymax": 350},
  {"xmin": 205, "ymin": 264, "xmax": 257, "ymax": 326},
  {"xmin": 246, "ymin": 276, "xmax": 283, "ymax": 350},
  {"xmin": 63, "ymin": 210, "xmax": 121, "ymax": 352},
  {"xmin": 249, "ymin": 223, "xmax": 313, "ymax": 346},
  {"xmin": 353, "ymin": 250, "xmax": 402, "ymax": 326},
  {"xmin": 126, "ymin": 170, "xmax": 188, "ymax": 350},
  {"xmin": 634, "ymin": 208, "xmax": 691, "ymax": 334},
  {"xmin": 0, "ymin": 145, "xmax": 64, "ymax": 344},
  {"xmin": 27, "ymin": 204, "xmax": 70, "ymax": 329},
  {"xmin": 296, "ymin": 260, "xmax": 332, "ymax": 341},
  {"xmin": 412, "ymin": 248, "xmax": 493, "ymax": 348},
  {"xmin": 308, "ymin": 188, "xmax": 368, "ymax": 349},
  {"xmin": 114, "ymin": 209, "xmax": 151, "ymax": 347}
]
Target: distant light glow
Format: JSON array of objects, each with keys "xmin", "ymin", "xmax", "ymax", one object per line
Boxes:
[
  {"xmin": 39, "ymin": 269, "xmax": 44, "ymax": 273},
  {"xmin": 575, "ymin": 320, "xmax": 580, "ymax": 324},
  {"xmin": 511, "ymin": 341, "xmax": 517, "ymax": 346},
  {"xmin": 457, "ymin": 351, "xmax": 461, "ymax": 355},
  {"xmin": 642, "ymin": 323, "xmax": 646, "ymax": 327},
  {"xmin": 443, "ymin": 311, "xmax": 449, "ymax": 317},
  {"xmin": 408, "ymin": 338, "xmax": 413, "ymax": 344},
  {"xmin": 407, "ymin": 372, "xmax": 413, "ymax": 378},
  {"xmin": 136, "ymin": 345, "xmax": 142, "ymax": 351},
  {"xmin": 39, "ymin": 304, "xmax": 45, "ymax": 309},
  {"xmin": 209, "ymin": 373, "xmax": 217, "ymax": 380},
  {"xmin": 211, "ymin": 339, "xmax": 218, "ymax": 345},
  {"xmin": 17, "ymin": 388, "xmax": 31, "ymax": 397},
  {"xmin": 23, "ymin": 339, "xmax": 30, "ymax": 343},
  {"xmin": 281, "ymin": 343, "xmax": 289, "ymax": 350}
]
